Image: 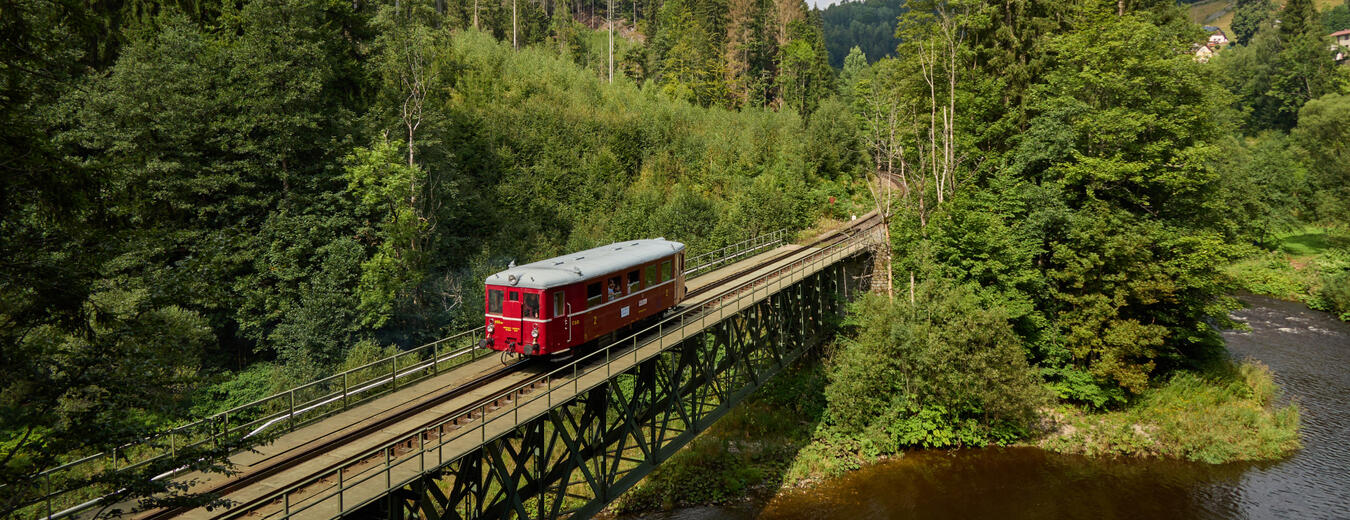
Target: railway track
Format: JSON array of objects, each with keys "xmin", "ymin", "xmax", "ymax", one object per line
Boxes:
[
  {"xmin": 685, "ymin": 213, "xmax": 880, "ymax": 301},
  {"xmin": 144, "ymin": 212, "xmax": 881, "ymax": 520},
  {"xmin": 136, "ymin": 359, "xmax": 537, "ymax": 520}
]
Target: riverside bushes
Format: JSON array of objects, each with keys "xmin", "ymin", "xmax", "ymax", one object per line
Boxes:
[
  {"xmin": 1224, "ymin": 230, "xmax": 1350, "ymax": 321},
  {"xmin": 819, "ymin": 286, "xmax": 1048, "ymax": 452},
  {"xmin": 1038, "ymin": 359, "xmax": 1301, "ymax": 463}
]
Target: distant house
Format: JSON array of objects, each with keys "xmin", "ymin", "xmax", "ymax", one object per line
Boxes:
[
  {"xmin": 1194, "ymin": 44, "xmax": 1215, "ymax": 63},
  {"xmin": 1207, "ymin": 28, "xmax": 1229, "ymax": 47},
  {"xmin": 1192, "ymin": 27, "xmax": 1227, "ymax": 63},
  {"xmin": 1332, "ymin": 29, "xmax": 1350, "ymax": 64}
]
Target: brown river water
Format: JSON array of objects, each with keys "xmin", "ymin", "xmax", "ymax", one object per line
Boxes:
[{"xmin": 630, "ymin": 294, "xmax": 1350, "ymax": 520}]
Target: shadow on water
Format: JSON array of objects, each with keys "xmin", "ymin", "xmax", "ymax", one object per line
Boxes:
[{"xmin": 629, "ymin": 294, "xmax": 1350, "ymax": 520}]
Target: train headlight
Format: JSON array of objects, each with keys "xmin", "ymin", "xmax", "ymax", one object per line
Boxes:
[
  {"xmin": 487, "ymin": 322, "xmax": 494, "ymax": 335},
  {"xmin": 531, "ymin": 327, "xmax": 539, "ymax": 339}
]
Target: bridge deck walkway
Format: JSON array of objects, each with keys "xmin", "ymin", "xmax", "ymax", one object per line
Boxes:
[{"xmin": 151, "ymin": 244, "xmax": 805, "ymax": 520}]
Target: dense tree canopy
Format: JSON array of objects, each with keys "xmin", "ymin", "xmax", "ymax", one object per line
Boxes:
[
  {"xmin": 0, "ymin": 0, "xmax": 847, "ymax": 515},
  {"xmin": 1220, "ymin": 0, "xmax": 1347, "ymax": 132},
  {"xmin": 3, "ymin": 0, "xmax": 1347, "ymax": 514},
  {"xmin": 1326, "ymin": 2, "xmax": 1350, "ymax": 33},
  {"xmin": 820, "ymin": 0, "xmax": 905, "ymax": 67}
]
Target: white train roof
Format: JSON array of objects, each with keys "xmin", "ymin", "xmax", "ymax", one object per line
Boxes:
[{"xmin": 486, "ymin": 238, "xmax": 686, "ymax": 290}]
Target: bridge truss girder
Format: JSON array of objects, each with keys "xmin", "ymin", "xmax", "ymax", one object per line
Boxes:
[{"xmin": 385, "ymin": 257, "xmax": 868, "ymax": 520}]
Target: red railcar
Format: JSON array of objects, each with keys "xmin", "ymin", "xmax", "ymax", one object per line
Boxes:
[{"xmin": 482, "ymin": 239, "xmax": 687, "ymax": 356}]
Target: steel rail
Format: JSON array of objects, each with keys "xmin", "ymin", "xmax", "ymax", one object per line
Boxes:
[
  {"xmin": 134, "ymin": 357, "xmax": 535, "ymax": 520},
  {"xmin": 686, "ymin": 216, "xmax": 876, "ymax": 300}
]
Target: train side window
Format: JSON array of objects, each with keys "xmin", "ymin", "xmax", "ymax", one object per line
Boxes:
[
  {"xmin": 678, "ymin": 254, "xmax": 683, "ymax": 275},
  {"xmin": 488, "ymin": 289, "xmax": 504, "ymax": 314},
  {"xmin": 645, "ymin": 264, "xmax": 657, "ymax": 286},
  {"xmin": 553, "ymin": 291, "xmax": 565, "ymax": 317},
  {"xmin": 587, "ymin": 283, "xmax": 602, "ymax": 307},
  {"xmin": 628, "ymin": 270, "xmax": 640, "ymax": 291},
  {"xmin": 607, "ymin": 276, "xmax": 622, "ymax": 300},
  {"xmin": 523, "ymin": 293, "xmax": 539, "ymax": 319},
  {"xmin": 661, "ymin": 260, "xmax": 672, "ymax": 282}
]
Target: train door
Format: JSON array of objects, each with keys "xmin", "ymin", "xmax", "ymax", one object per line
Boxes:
[
  {"xmin": 503, "ymin": 289, "xmax": 524, "ymax": 351},
  {"xmin": 553, "ymin": 290, "xmax": 571, "ymax": 347},
  {"xmin": 676, "ymin": 252, "xmax": 686, "ymax": 301}
]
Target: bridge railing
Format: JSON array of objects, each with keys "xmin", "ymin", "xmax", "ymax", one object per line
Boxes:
[
  {"xmin": 20, "ymin": 327, "xmax": 490, "ymax": 520},
  {"xmin": 226, "ymin": 223, "xmax": 875, "ymax": 520},
  {"xmin": 683, "ymin": 228, "xmax": 789, "ymax": 278},
  {"xmin": 18, "ymin": 227, "xmax": 798, "ymax": 520}
]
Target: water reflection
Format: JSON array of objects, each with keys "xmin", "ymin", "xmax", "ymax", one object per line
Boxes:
[
  {"xmin": 758, "ymin": 448, "xmax": 1264, "ymax": 520},
  {"xmin": 628, "ymin": 295, "xmax": 1350, "ymax": 520}
]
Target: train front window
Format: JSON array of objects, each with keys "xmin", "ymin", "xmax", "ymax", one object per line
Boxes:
[
  {"xmin": 523, "ymin": 293, "xmax": 539, "ymax": 319},
  {"xmin": 628, "ymin": 270, "xmax": 640, "ymax": 291},
  {"xmin": 587, "ymin": 283, "xmax": 602, "ymax": 308},
  {"xmin": 661, "ymin": 260, "xmax": 672, "ymax": 282},
  {"xmin": 488, "ymin": 289, "xmax": 504, "ymax": 314}
]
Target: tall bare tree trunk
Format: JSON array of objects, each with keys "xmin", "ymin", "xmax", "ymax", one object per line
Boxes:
[
  {"xmin": 400, "ymin": 28, "xmax": 428, "ymax": 253},
  {"xmin": 474, "ymin": 0, "xmax": 479, "ymax": 29},
  {"xmin": 513, "ymin": 0, "xmax": 518, "ymax": 49},
  {"xmin": 608, "ymin": 0, "xmax": 614, "ymax": 82}
]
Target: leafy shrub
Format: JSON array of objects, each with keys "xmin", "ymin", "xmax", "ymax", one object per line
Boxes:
[
  {"xmin": 1311, "ymin": 248, "xmax": 1350, "ymax": 320},
  {"xmin": 821, "ymin": 284, "xmax": 1048, "ymax": 452},
  {"xmin": 190, "ymin": 363, "xmax": 286, "ymax": 418}
]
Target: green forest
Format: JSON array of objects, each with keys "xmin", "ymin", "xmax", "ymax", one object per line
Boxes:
[
  {"xmin": 820, "ymin": 0, "xmax": 905, "ymax": 66},
  {"xmin": 2, "ymin": 0, "xmax": 1348, "ymax": 515}
]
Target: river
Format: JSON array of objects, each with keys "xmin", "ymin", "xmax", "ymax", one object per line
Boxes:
[{"xmin": 631, "ymin": 294, "xmax": 1350, "ymax": 520}]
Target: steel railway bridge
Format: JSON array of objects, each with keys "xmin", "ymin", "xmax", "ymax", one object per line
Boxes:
[{"xmin": 24, "ymin": 214, "xmax": 882, "ymax": 520}]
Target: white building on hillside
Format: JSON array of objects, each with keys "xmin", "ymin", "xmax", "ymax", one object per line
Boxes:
[{"xmin": 1332, "ymin": 29, "xmax": 1350, "ymax": 64}]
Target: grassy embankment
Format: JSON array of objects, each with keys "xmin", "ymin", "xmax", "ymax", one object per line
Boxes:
[
  {"xmin": 1224, "ymin": 227, "xmax": 1350, "ymax": 321},
  {"xmin": 1034, "ymin": 359, "xmax": 1300, "ymax": 463},
  {"xmin": 1188, "ymin": 0, "xmax": 1235, "ymax": 36}
]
